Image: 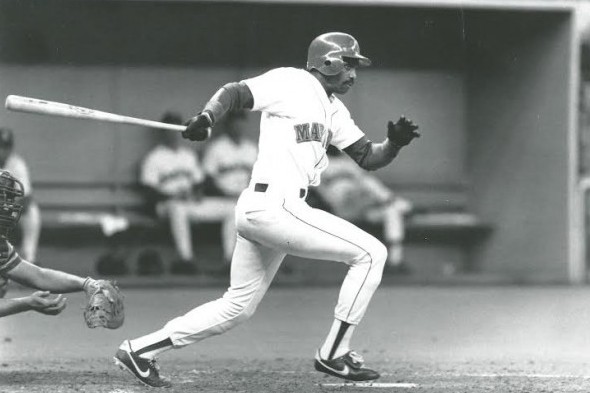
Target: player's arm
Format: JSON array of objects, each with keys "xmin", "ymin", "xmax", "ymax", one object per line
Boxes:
[
  {"xmin": 344, "ymin": 116, "xmax": 420, "ymax": 171},
  {"xmin": 0, "ymin": 291, "xmax": 66, "ymax": 318},
  {"xmin": 6, "ymin": 259, "xmax": 87, "ymax": 293},
  {"xmin": 182, "ymin": 82, "xmax": 254, "ymax": 141}
]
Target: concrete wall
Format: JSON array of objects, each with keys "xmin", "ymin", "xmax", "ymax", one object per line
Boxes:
[
  {"xmin": 0, "ymin": 65, "xmax": 466, "ymax": 184},
  {"xmin": 0, "ymin": 1, "xmax": 579, "ymax": 281},
  {"xmin": 0, "ymin": 3, "xmax": 471, "ymax": 208},
  {"xmin": 466, "ymin": 11, "xmax": 573, "ymax": 281}
]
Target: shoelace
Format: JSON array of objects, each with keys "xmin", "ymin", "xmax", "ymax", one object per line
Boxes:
[
  {"xmin": 349, "ymin": 351, "xmax": 364, "ymax": 365},
  {"xmin": 148, "ymin": 358, "xmax": 160, "ymax": 373}
]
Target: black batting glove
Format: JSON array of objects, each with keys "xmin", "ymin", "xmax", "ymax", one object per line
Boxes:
[
  {"xmin": 387, "ymin": 116, "xmax": 420, "ymax": 147},
  {"xmin": 182, "ymin": 112, "xmax": 212, "ymax": 142}
]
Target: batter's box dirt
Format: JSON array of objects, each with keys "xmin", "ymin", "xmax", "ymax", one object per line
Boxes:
[{"xmin": 4, "ymin": 362, "xmax": 590, "ymax": 393}]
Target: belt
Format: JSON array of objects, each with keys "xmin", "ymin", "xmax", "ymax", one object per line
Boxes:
[{"xmin": 254, "ymin": 183, "xmax": 307, "ymax": 199}]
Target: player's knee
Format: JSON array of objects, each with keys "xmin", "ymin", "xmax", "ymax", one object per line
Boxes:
[
  {"xmin": 220, "ymin": 298, "xmax": 256, "ymax": 325},
  {"xmin": 368, "ymin": 241, "xmax": 388, "ymax": 268},
  {"xmin": 234, "ymin": 306, "xmax": 256, "ymax": 324}
]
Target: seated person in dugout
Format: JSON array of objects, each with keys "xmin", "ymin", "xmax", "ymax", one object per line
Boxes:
[
  {"xmin": 316, "ymin": 145, "xmax": 413, "ymax": 273},
  {"xmin": 202, "ymin": 110, "xmax": 258, "ymax": 268},
  {"xmin": 140, "ymin": 112, "xmax": 237, "ymax": 275},
  {"xmin": 0, "ymin": 127, "xmax": 41, "ymax": 264}
]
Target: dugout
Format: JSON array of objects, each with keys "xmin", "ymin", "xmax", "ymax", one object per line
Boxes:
[{"xmin": 0, "ymin": 0, "xmax": 583, "ymax": 283}]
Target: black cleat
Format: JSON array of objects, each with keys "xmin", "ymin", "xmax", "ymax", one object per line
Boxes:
[
  {"xmin": 114, "ymin": 340, "xmax": 172, "ymax": 388},
  {"xmin": 314, "ymin": 350, "xmax": 380, "ymax": 381}
]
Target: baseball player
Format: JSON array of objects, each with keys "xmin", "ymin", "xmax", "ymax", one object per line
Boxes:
[
  {"xmin": 0, "ymin": 127, "xmax": 41, "ymax": 263},
  {"xmin": 0, "ymin": 170, "xmax": 105, "ymax": 317},
  {"xmin": 114, "ymin": 32, "xmax": 420, "ymax": 388}
]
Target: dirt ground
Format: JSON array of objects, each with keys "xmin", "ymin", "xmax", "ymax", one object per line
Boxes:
[{"xmin": 3, "ymin": 285, "xmax": 590, "ymax": 392}]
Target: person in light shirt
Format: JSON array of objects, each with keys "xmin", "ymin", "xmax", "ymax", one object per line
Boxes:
[{"xmin": 140, "ymin": 112, "xmax": 237, "ymax": 275}]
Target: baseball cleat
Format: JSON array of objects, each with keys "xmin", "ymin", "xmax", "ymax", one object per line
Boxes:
[
  {"xmin": 113, "ymin": 340, "xmax": 172, "ymax": 388},
  {"xmin": 314, "ymin": 350, "xmax": 380, "ymax": 381}
]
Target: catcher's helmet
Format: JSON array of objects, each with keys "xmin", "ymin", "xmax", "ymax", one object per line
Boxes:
[
  {"xmin": 306, "ymin": 32, "xmax": 371, "ymax": 76},
  {"xmin": 0, "ymin": 170, "xmax": 24, "ymax": 236}
]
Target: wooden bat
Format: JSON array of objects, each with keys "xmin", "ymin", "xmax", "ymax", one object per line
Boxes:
[{"xmin": 4, "ymin": 95, "xmax": 186, "ymax": 132}]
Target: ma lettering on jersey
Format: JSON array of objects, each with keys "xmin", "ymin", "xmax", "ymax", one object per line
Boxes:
[{"xmin": 294, "ymin": 122, "xmax": 333, "ymax": 149}]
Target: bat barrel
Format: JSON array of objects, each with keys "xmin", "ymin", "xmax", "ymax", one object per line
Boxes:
[{"xmin": 5, "ymin": 95, "xmax": 186, "ymax": 132}]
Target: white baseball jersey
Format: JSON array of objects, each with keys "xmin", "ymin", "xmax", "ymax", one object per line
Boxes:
[
  {"xmin": 140, "ymin": 145, "xmax": 204, "ymax": 197},
  {"xmin": 243, "ymin": 67, "xmax": 364, "ymax": 189},
  {"xmin": 202, "ymin": 135, "xmax": 257, "ymax": 197},
  {"xmin": 2, "ymin": 153, "xmax": 32, "ymax": 196}
]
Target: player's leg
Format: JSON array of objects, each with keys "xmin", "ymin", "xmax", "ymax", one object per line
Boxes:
[
  {"xmin": 283, "ymin": 205, "xmax": 386, "ymax": 380},
  {"xmin": 181, "ymin": 197, "xmax": 237, "ymax": 264},
  {"xmin": 380, "ymin": 198, "xmax": 412, "ymax": 272},
  {"xmin": 247, "ymin": 198, "xmax": 387, "ymax": 325},
  {"xmin": 221, "ymin": 213, "xmax": 237, "ymax": 263},
  {"xmin": 383, "ymin": 202, "xmax": 405, "ymax": 266},
  {"xmin": 238, "ymin": 194, "xmax": 386, "ymax": 379},
  {"xmin": 165, "ymin": 200, "xmax": 194, "ymax": 262},
  {"xmin": 19, "ymin": 200, "xmax": 41, "ymax": 263},
  {"xmin": 115, "ymin": 231, "xmax": 285, "ymax": 387}
]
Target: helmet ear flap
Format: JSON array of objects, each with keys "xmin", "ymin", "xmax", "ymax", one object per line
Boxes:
[{"xmin": 318, "ymin": 57, "xmax": 345, "ymax": 76}]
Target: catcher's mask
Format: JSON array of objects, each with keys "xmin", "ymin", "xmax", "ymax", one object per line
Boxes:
[
  {"xmin": 306, "ymin": 32, "xmax": 371, "ymax": 76},
  {"xmin": 0, "ymin": 170, "xmax": 24, "ymax": 236}
]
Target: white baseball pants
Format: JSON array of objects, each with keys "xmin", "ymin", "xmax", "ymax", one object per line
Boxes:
[{"xmin": 162, "ymin": 186, "xmax": 387, "ymax": 347}]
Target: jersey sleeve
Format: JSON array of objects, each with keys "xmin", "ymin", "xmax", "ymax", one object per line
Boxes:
[
  {"xmin": 329, "ymin": 100, "xmax": 365, "ymax": 150},
  {"xmin": 0, "ymin": 240, "xmax": 23, "ymax": 277},
  {"xmin": 242, "ymin": 68, "xmax": 298, "ymax": 113},
  {"xmin": 187, "ymin": 150, "xmax": 205, "ymax": 184}
]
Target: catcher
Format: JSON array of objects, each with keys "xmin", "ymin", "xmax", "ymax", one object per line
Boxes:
[{"xmin": 0, "ymin": 170, "xmax": 124, "ymax": 328}]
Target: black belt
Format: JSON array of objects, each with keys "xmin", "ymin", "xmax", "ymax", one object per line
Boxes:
[{"xmin": 254, "ymin": 183, "xmax": 306, "ymax": 198}]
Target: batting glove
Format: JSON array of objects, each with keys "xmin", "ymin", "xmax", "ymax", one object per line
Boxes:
[
  {"xmin": 387, "ymin": 116, "xmax": 420, "ymax": 147},
  {"xmin": 182, "ymin": 112, "xmax": 213, "ymax": 142}
]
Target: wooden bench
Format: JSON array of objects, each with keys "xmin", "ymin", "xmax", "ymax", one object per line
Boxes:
[{"xmin": 30, "ymin": 181, "xmax": 493, "ymax": 275}]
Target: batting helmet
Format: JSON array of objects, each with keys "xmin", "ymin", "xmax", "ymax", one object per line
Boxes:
[
  {"xmin": 0, "ymin": 170, "xmax": 24, "ymax": 236},
  {"xmin": 306, "ymin": 32, "xmax": 371, "ymax": 76}
]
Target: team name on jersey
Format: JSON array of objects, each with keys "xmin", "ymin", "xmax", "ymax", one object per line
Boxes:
[{"xmin": 294, "ymin": 122, "xmax": 333, "ymax": 148}]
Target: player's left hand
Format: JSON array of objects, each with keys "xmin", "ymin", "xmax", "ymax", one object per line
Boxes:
[
  {"xmin": 182, "ymin": 112, "xmax": 212, "ymax": 142},
  {"xmin": 387, "ymin": 116, "xmax": 420, "ymax": 147}
]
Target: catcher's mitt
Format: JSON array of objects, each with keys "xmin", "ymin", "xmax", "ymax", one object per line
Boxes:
[{"xmin": 83, "ymin": 278, "xmax": 124, "ymax": 329}]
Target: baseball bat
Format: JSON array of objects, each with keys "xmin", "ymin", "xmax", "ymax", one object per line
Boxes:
[{"xmin": 4, "ymin": 95, "xmax": 186, "ymax": 132}]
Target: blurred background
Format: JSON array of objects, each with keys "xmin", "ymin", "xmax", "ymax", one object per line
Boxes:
[{"xmin": 0, "ymin": 0, "xmax": 588, "ymax": 286}]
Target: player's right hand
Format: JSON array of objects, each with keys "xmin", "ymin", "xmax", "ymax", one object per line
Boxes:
[
  {"xmin": 182, "ymin": 112, "xmax": 213, "ymax": 142},
  {"xmin": 27, "ymin": 291, "xmax": 67, "ymax": 316}
]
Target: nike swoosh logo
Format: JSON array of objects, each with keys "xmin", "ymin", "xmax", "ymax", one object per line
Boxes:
[
  {"xmin": 127, "ymin": 352, "xmax": 150, "ymax": 378},
  {"xmin": 319, "ymin": 359, "xmax": 350, "ymax": 376}
]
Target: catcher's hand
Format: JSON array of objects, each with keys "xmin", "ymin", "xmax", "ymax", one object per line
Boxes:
[
  {"xmin": 28, "ymin": 291, "xmax": 67, "ymax": 316},
  {"xmin": 387, "ymin": 116, "xmax": 420, "ymax": 147},
  {"xmin": 83, "ymin": 278, "xmax": 124, "ymax": 329},
  {"xmin": 182, "ymin": 112, "xmax": 212, "ymax": 142}
]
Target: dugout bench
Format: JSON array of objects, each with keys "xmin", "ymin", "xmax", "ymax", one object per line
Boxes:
[{"xmin": 30, "ymin": 180, "xmax": 493, "ymax": 278}]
